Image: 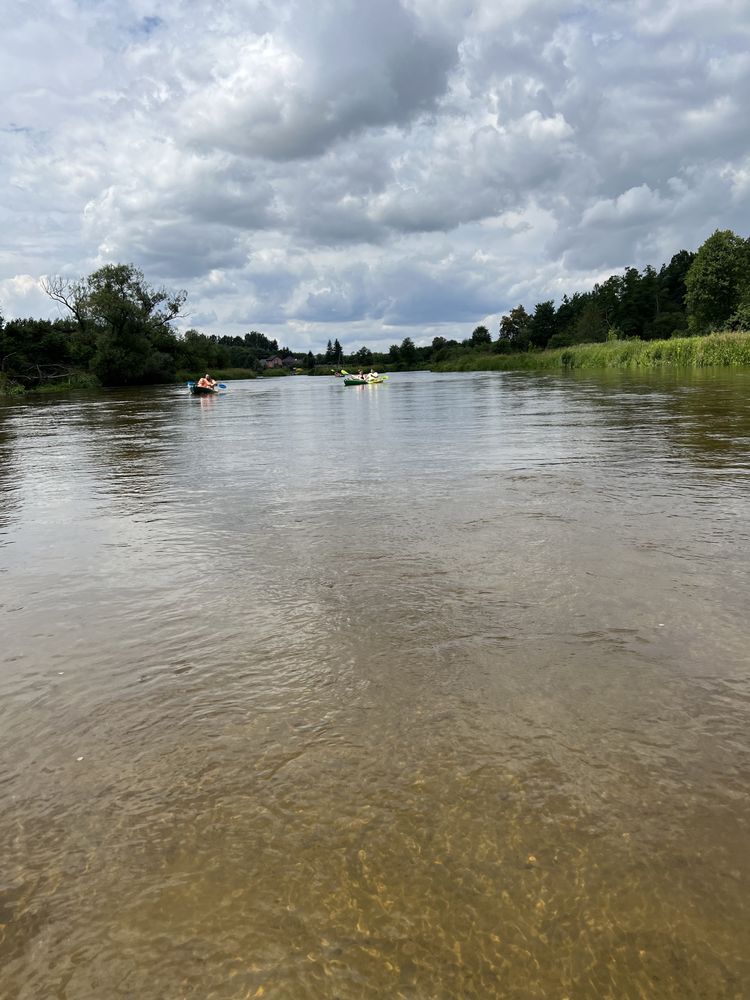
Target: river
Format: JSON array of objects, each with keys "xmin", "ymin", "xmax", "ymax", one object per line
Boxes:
[{"xmin": 1, "ymin": 370, "xmax": 749, "ymax": 999}]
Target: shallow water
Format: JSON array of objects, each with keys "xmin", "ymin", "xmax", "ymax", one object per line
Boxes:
[{"xmin": 1, "ymin": 370, "xmax": 749, "ymax": 999}]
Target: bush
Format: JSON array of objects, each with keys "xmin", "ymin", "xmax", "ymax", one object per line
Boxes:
[
  {"xmin": 0, "ymin": 373, "xmax": 24, "ymax": 395},
  {"xmin": 727, "ymin": 302, "xmax": 750, "ymax": 331},
  {"xmin": 547, "ymin": 331, "xmax": 575, "ymax": 349}
]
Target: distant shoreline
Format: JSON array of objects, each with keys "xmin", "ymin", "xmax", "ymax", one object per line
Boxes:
[{"xmin": 4, "ymin": 332, "xmax": 750, "ymax": 397}]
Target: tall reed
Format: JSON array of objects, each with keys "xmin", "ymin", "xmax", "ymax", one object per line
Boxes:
[{"xmin": 434, "ymin": 332, "xmax": 750, "ymax": 373}]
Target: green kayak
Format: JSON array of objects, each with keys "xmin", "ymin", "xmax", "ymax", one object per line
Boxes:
[{"xmin": 343, "ymin": 376, "xmax": 386, "ymax": 385}]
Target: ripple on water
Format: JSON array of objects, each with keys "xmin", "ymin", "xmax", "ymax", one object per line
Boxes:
[{"xmin": 1, "ymin": 371, "xmax": 750, "ymax": 998}]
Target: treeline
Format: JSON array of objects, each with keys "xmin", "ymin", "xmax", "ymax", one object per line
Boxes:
[
  {"xmin": 383, "ymin": 229, "xmax": 750, "ymax": 368},
  {"xmin": 491, "ymin": 228, "xmax": 750, "ymax": 354},
  {"xmin": 2, "ymin": 230, "xmax": 749, "ymax": 391},
  {"xmin": 0, "ymin": 264, "xmax": 290, "ymax": 389}
]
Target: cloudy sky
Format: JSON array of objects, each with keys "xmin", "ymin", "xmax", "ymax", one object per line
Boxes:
[{"xmin": 2, "ymin": 0, "xmax": 750, "ymax": 352}]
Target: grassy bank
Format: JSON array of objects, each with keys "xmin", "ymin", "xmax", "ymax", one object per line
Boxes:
[
  {"xmin": 0, "ymin": 371, "xmax": 101, "ymax": 396},
  {"xmin": 434, "ymin": 331, "xmax": 750, "ymax": 373}
]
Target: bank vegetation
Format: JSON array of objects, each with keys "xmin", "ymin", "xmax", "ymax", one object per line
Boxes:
[
  {"xmin": 2, "ymin": 229, "xmax": 750, "ymax": 394},
  {"xmin": 433, "ymin": 331, "xmax": 750, "ymax": 373}
]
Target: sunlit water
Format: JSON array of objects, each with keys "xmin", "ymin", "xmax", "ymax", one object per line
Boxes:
[{"xmin": 1, "ymin": 370, "xmax": 749, "ymax": 999}]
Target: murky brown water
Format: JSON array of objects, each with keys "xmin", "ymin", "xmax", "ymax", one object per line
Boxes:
[{"xmin": 1, "ymin": 370, "xmax": 749, "ymax": 999}]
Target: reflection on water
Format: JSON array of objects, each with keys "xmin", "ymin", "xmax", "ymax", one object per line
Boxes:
[{"xmin": 1, "ymin": 371, "xmax": 749, "ymax": 998}]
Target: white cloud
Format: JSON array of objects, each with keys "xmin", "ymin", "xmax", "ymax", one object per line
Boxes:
[
  {"xmin": 0, "ymin": 274, "xmax": 54, "ymax": 321},
  {"xmin": 581, "ymin": 185, "xmax": 667, "ymax": 227},
  {"xmin": 1, "ymin": 0, "xmax": 750, "ymax": 348}
]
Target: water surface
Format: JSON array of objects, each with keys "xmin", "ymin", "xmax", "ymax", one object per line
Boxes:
[{"xmin": 1, "ymin": 370, "xmax": 749, "ymax": 998}]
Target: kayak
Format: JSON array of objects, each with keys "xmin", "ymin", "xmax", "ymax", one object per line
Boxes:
[
  {"xmin": 343, "ymin": 376, "xmax": 386, "ymax": 385},
  {"xmin": 187, "ymin": 381, "xmax": 227, "ymax": 394}
]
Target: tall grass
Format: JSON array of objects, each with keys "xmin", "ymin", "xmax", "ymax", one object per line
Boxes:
[
  {"xmin": 0, "ymin": 371, "xmax": 100, "ymax": 395},
  {"xmin": 434, "ymin": 332, "xmax": 750, "ymax": 373}
]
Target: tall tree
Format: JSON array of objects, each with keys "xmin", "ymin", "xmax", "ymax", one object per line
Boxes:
[
  {"xmin": 574, "ymin": 299, "xmax": 606, "ymax": 343},
  {"xmin": 399, "ymin": 337, "xmax": 417, "ymax": 365},
  {"xmin": 470, "ymin": 325, "xmax": 491, "ymax": 346},
  {"xmin": 43, "ymin": 263, "xmax": 186, "ymax": 385},
  {"xmin": 554, "ymin": 293, "xmax": 587, "ymax": 344},
  {"xmin": 498, "ymin": 305, "xmax": 531, "ymax": 350},
  {"xmin": 592, "ymin": 276, "xmax": 622, "ymax": 330},
  {"xmin": 618, "ymin": 267, "xmax": 650, "ymax": 338},
  {"xmin": 686, "ymin": 230, "xmax": 750, "ymax": 334},
  {"xmin": 528, "ymin": 301, "xmax": 557, "ymax": 349},
  {"xmin": 658, "ymin": 250, "xmax": 695, "ymax": 312}
]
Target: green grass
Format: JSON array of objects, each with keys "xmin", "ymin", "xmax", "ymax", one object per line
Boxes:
[
  {"xmin": 434, "ymin": 332, "xmax": 750, "ymax": 373},
  {"xmin": 0, "ymin": 371, "xmax": 101, "ymax": 395},
  {"xmin": 0, "ymin": 374, "xmax": 25, "ymax": 396}
]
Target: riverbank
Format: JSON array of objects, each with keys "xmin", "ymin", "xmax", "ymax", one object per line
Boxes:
[
  {"xmin": 433, "ymin": 331, "xmax": 750, "ymax": 373},
  {"xmin": 5, "ymin": 332, "xmax": 750, "ymax": 397}
]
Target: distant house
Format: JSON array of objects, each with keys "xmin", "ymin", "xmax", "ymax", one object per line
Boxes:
[{"xmin": 263, "ymin": 356, "xmax": 284, "ymax": 369}]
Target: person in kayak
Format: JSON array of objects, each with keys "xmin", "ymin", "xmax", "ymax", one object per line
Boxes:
[{"xmin": 197, "ymin": 374, "xmax": 216, "ymax": 388}]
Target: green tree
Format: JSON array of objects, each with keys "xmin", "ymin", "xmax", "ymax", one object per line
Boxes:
[
  {"xmin": 554, "ymin": 293, "xmax": 586, "ymax": 344},
  {"xmin": 644, "ymin": 311, "xmax": 688, "ymax": 340},
  {"xmin": 333, "ymin": 338, "xmax": 343, "ymax": 363},
  {"xmin": 727, "ymin": 302, "xmax": 750, "ymax": 331},
  {"xmin": 497, "ymin": 305, "xmax": 531, "ymax": 350},
  {"xmin": 43, "ymin": 264, "xmax": 186, "ymax": 385},
  {"xmin": 658, "ymin": 250, "xmax": 694, "ymax": 313},
  {"xmin": 470, "ymin": 325, "xmax": 491, "ymax": 346},
  {"xmin": 528, "ymin": 301, "xmax": 557, "ymax": 349},
  {"xmin": 399, "ymin": 336, "xmax": 417, "ymax": 365},
  {"xmin": 686, "ymin": 230, "xmax": 750, "ymax": 334},
  {"xmin": 244, "ymin": 331, "xmax": 278, "ymax": 354},
  {"xmin": 574, "ymin": 299, "xmax": 606, "ymax": 343},
  {"xmin": 0, "ymin": 316, "xmax": 78, "ymax": 386},
  {"xmin": 618, "ymin": 267, "xmax": 651, "ymax": 338},
  {"xmin": 592, "ymin": 276, "xmax": 622, "ymax": 330}
]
